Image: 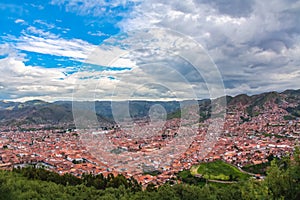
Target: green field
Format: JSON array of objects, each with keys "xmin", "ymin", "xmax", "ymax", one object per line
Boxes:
[{"xmin": 192, "ymin": 160, "xmax": 250, "ymax": 181}]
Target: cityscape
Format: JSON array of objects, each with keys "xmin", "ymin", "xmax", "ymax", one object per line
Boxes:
[
  {"xmin": 1, "ymin": 0, "xmax": 300, "ymax": 199},
  {"xmin": 1, "ymin": 90, "xmax": 299, "ymax": 187}
]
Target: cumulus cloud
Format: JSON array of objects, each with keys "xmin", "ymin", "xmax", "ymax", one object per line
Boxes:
[
  {"xmin": 0, "ymin": 56, "xmax": 72, "ymax": 100},
  {"xmin": 118, "ymin": 0, "xmax": 300, "ymax": 96},
  {"xmin": 77, "ymin": 28, "xmax": 224, "ymax": 101}
]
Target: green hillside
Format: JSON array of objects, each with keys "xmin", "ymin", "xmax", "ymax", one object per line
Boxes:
[{"xmin": 192, "ymin": 160, "xmax": 250, "ymax": 181}]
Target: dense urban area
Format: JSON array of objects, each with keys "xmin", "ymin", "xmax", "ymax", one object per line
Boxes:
[{"xmin": 0, "ymin": 90, "xmax": 300, "ymax": 188}]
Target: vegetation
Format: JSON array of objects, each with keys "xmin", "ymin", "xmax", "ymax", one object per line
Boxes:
[
  {"xmin": 143, "ymin": 170, "xmax": 162, "ymax": 176},
  {"xmin": 177, "ymin": 170, "xmax": 206, "ymax": 186},
  {"xmin": 167, "ymin": 109, "xmax": 181, "ymax": 119},
  {"xmin": 12, "ymin": 167, "xmax": 142, "ymax": 192},
  {"xmin": 194, "ymin": 160, "xmax": 250, "ymax": 181},
  {"xmin": 0, "ymin": 149, "xmax": 300, "ymax": 199},
  {"xmin": 283, "ymin": 115, "xmax": 296, "ymax": 120},
  {"xmin": 242, "ymin": 161, "xmax": 271, "ymax": 175},
  {"xmin": 240, "ymin": 116, "xmax": 250, "ymax": 123},
  {"xmin": 286, "ymin": 105, "xmax": 300, "ymax": 118}
]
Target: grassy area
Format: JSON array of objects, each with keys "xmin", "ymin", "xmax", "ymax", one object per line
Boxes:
[
  {"xmin": 194, "ymin": 160, "xmax": 250, "ymax": 181},
  {"xmin": 190, "ymin": 165, "xmax": 199, "ymax": 175}
]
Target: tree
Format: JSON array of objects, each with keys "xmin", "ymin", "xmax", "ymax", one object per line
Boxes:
[
  {"xmin": 264, "ymin": 157, "xmax": 300, "ymax": 200},
  {"xmin": 156, "ymin": 184, "xmax": 180, "ymax": 200},
  {"xmin": 146, "ymin": 183, "xmax": 156, "ymax": 192},
  {"xmin": 239, "ymin": 179, "xmax": 268, "ymax": 200}
]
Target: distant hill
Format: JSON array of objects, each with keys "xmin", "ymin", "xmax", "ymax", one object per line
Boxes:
[
  {"xmin": 0, "ymin": 100, "xmax": 181, "ymax": 126},
  {"xmin": 0, "ymin": 100, "xmax": 112, "ymax": 127},
  {"xmin": 0, "ymin": 101, "xmax": 73, "ymax": 126},
  {"xmin": 169, "ymin": 89, "xmax": 300, "ymax": 120},
  {"xmin": 227, "ymin": 89, "xmax": 300, "ymax": 118},
  {"xmin": 1, "ymin": 89, "xmax": 300, "ymax": 126}
]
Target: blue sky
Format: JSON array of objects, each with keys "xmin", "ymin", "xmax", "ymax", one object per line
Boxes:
[
  {"xmin": 0, "ymin": 1, "xmax": 128, "ymax": 67},
  {"xmin": 1, "ymin": 0, "xmax": 300, "ymax": 101}
]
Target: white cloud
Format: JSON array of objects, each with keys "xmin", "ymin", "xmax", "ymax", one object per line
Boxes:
[
  {"xmin": 25, "ymin": 26, "xmax": 58, "ymax": 39},
  {"xmin": 15, "ymin": 31, "xmax": 96, "ymax": 61},
  {"xmin": 87, "ymin": 31, "xmax": 109, "ymax": 37},
  {"xmin": 0, "ymin": 43, "xmax": 15, "ymax": 55},
  {"xmin": 50, "ymin": 0, "xmax": 133, "ymax": 16},
  {"xmin": 14, "ymin": 19, "xmax": 25, "ymax": 24},
  {"xmin": 33, "ymin": 19, "xmax": 55, "ymax": 29},
  {"xmin": 3, "ymin": 23, "xmax": 97, "ymax": 63},
  {"xmin": 0, "ymin": 56, "xmax": 73, "ymax": 100}
]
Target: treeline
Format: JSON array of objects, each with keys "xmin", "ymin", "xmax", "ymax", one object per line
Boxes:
[
  {"xmin": 0, "ymin": 148, "xmax": 300, "ymax": 199},
  {"xmin": 12, "ymin": 167, "xmax": 142, "ymax": 192}
]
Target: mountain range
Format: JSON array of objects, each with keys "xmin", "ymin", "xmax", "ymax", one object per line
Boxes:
[{"xmin": 0, "ymin": 89, "xmax": 300, "ymax": 127}]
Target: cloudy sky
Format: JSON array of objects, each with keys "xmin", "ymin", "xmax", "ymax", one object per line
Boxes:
[{"xmin": 1, "ymin": 0, "xmax": 300, "ymax": 101}]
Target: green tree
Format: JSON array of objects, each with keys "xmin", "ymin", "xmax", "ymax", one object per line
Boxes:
[
  {"xmin": 146, "ymin": 182, "xmax": 156, "ymax": 192},
  {"xmin": 157, "ymin": 184, "xmax": 180, "ymax": 200},
  {"xmin": 239, "ymin": 179, "xmax": 268, "ymax": 200}
]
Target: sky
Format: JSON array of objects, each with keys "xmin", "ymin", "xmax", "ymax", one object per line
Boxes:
[{"xmin": 1, "ymin": 0, "xmax": 300, "ymax": 101}]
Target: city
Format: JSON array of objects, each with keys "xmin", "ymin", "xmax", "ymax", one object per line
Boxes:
[
  {"xmin": 1, "ymin": 92, "xmax": 299, "ymax": 186},
  {"xmin": 1, "ymin": 0, "xmax": 300, "ymax": 199}
]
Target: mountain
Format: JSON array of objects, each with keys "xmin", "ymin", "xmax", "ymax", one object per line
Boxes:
[
  {"xmin": 0, "ymin": 101, "xmax": 73, "ymax": 126},
  {"xmin": 1, "ymin": 89, "xmax": 300, "ymax": 127},
  {"xmin": 227, "ymin": 89, "xmax": 300, "ymax": 118},
  {"xmin": 0, "ymin": 100, "xmax": 181, "ymax": 127},
  {"xmin": 169, "ymin": 89, "xmax": 300, "ymax": 120}
]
